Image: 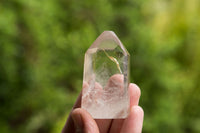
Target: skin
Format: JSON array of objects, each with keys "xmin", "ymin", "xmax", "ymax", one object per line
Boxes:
[{"xmin": 62, "ymin": 75, "xmax": 144, "ymax": 133}]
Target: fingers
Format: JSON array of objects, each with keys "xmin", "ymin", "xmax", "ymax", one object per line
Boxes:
[
  {"xmin": 104, "ymin": 74, "xmax": 124, "ymax": 96},
  {"xmin": 106, "ymin": 74, "xmax": 124, "ymax": 88},
  {"xmin": 95, "ymin": 119, "xmax": 112, "ymax": 133},
  {"xmin": 120, "ymin": 106, "xmax": 144, "ymax": 133},
  {"xmin": 74, "ymin": 82, "xmax": 90, "ymax": 109},
  {"xmin": 129, "ymin": 83, "xmax": 141, "ymax": 106},
  {"xmin": 82, "ymin": 81, "xmax": 112, "ymax": 133},
  {"xmin": 109, "ymin": 119, "xmax": 124, "ymax": 133},
  {"xmin": 62, "ymin": 82, "xmax": 88, "ymax": 133},
  {"xmin": 72, "ymin": 108, "xmax": 99, "ymax": 133},
  {"xmin": 63, "ymin": 75, "xmax": 143, "ymax": 133},
  {"xmin": 109, "ymin": 83, "xmax": 141, "ymax": 133},
  {"xmin": 120, "ymin": 84, "xmax": 143, "ymax": 133}
]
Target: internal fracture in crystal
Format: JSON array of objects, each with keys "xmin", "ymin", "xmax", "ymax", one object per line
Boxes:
[{"xmin": 81, "ymin": 31, "xmax": 130, "ymax": 119}]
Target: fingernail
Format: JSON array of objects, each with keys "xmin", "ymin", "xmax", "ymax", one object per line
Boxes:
[
  {"xmin": 131, "ymin": 106, "xmax": 138, "ymax": 113},
  {"xmin": 72, "ymin": 114, "xmax": 83, "ymax": 133},
  {"xmin": 131, "ymin": 105, "xmax": 143, "ymax": 115}
]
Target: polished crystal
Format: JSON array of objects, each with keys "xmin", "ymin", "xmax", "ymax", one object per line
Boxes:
[{"xmin": 81, "ymin": 31, "xmax": 130, "ymax": 119}]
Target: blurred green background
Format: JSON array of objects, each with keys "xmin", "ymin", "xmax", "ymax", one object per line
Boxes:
[{"xmin": 0, "ymin": 0, "xmax": 200, "ymax": 133}]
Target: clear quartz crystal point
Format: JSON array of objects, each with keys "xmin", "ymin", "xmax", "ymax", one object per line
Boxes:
[{"xmin": 81, "ymin": 31, "xmax": 130, "ymax": 119}]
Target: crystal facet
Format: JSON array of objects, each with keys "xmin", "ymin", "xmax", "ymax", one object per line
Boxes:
[{"xmin": 81, "ymin": 31, "xmax": 130, "ymax": 119}]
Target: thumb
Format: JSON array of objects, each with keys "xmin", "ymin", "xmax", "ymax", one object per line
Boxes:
[{"xmin": 72, "ymin": 108, "xmax": 99, "ymax": 133}]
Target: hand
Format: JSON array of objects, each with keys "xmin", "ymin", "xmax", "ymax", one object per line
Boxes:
[{"xmin": 62, "ymin": 80, "xmax": 144, "ymax": 133}]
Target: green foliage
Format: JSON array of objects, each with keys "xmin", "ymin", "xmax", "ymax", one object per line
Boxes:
[{"xmin": 0, "ymin": 0, "xmax": 200, "ymax": 132}]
